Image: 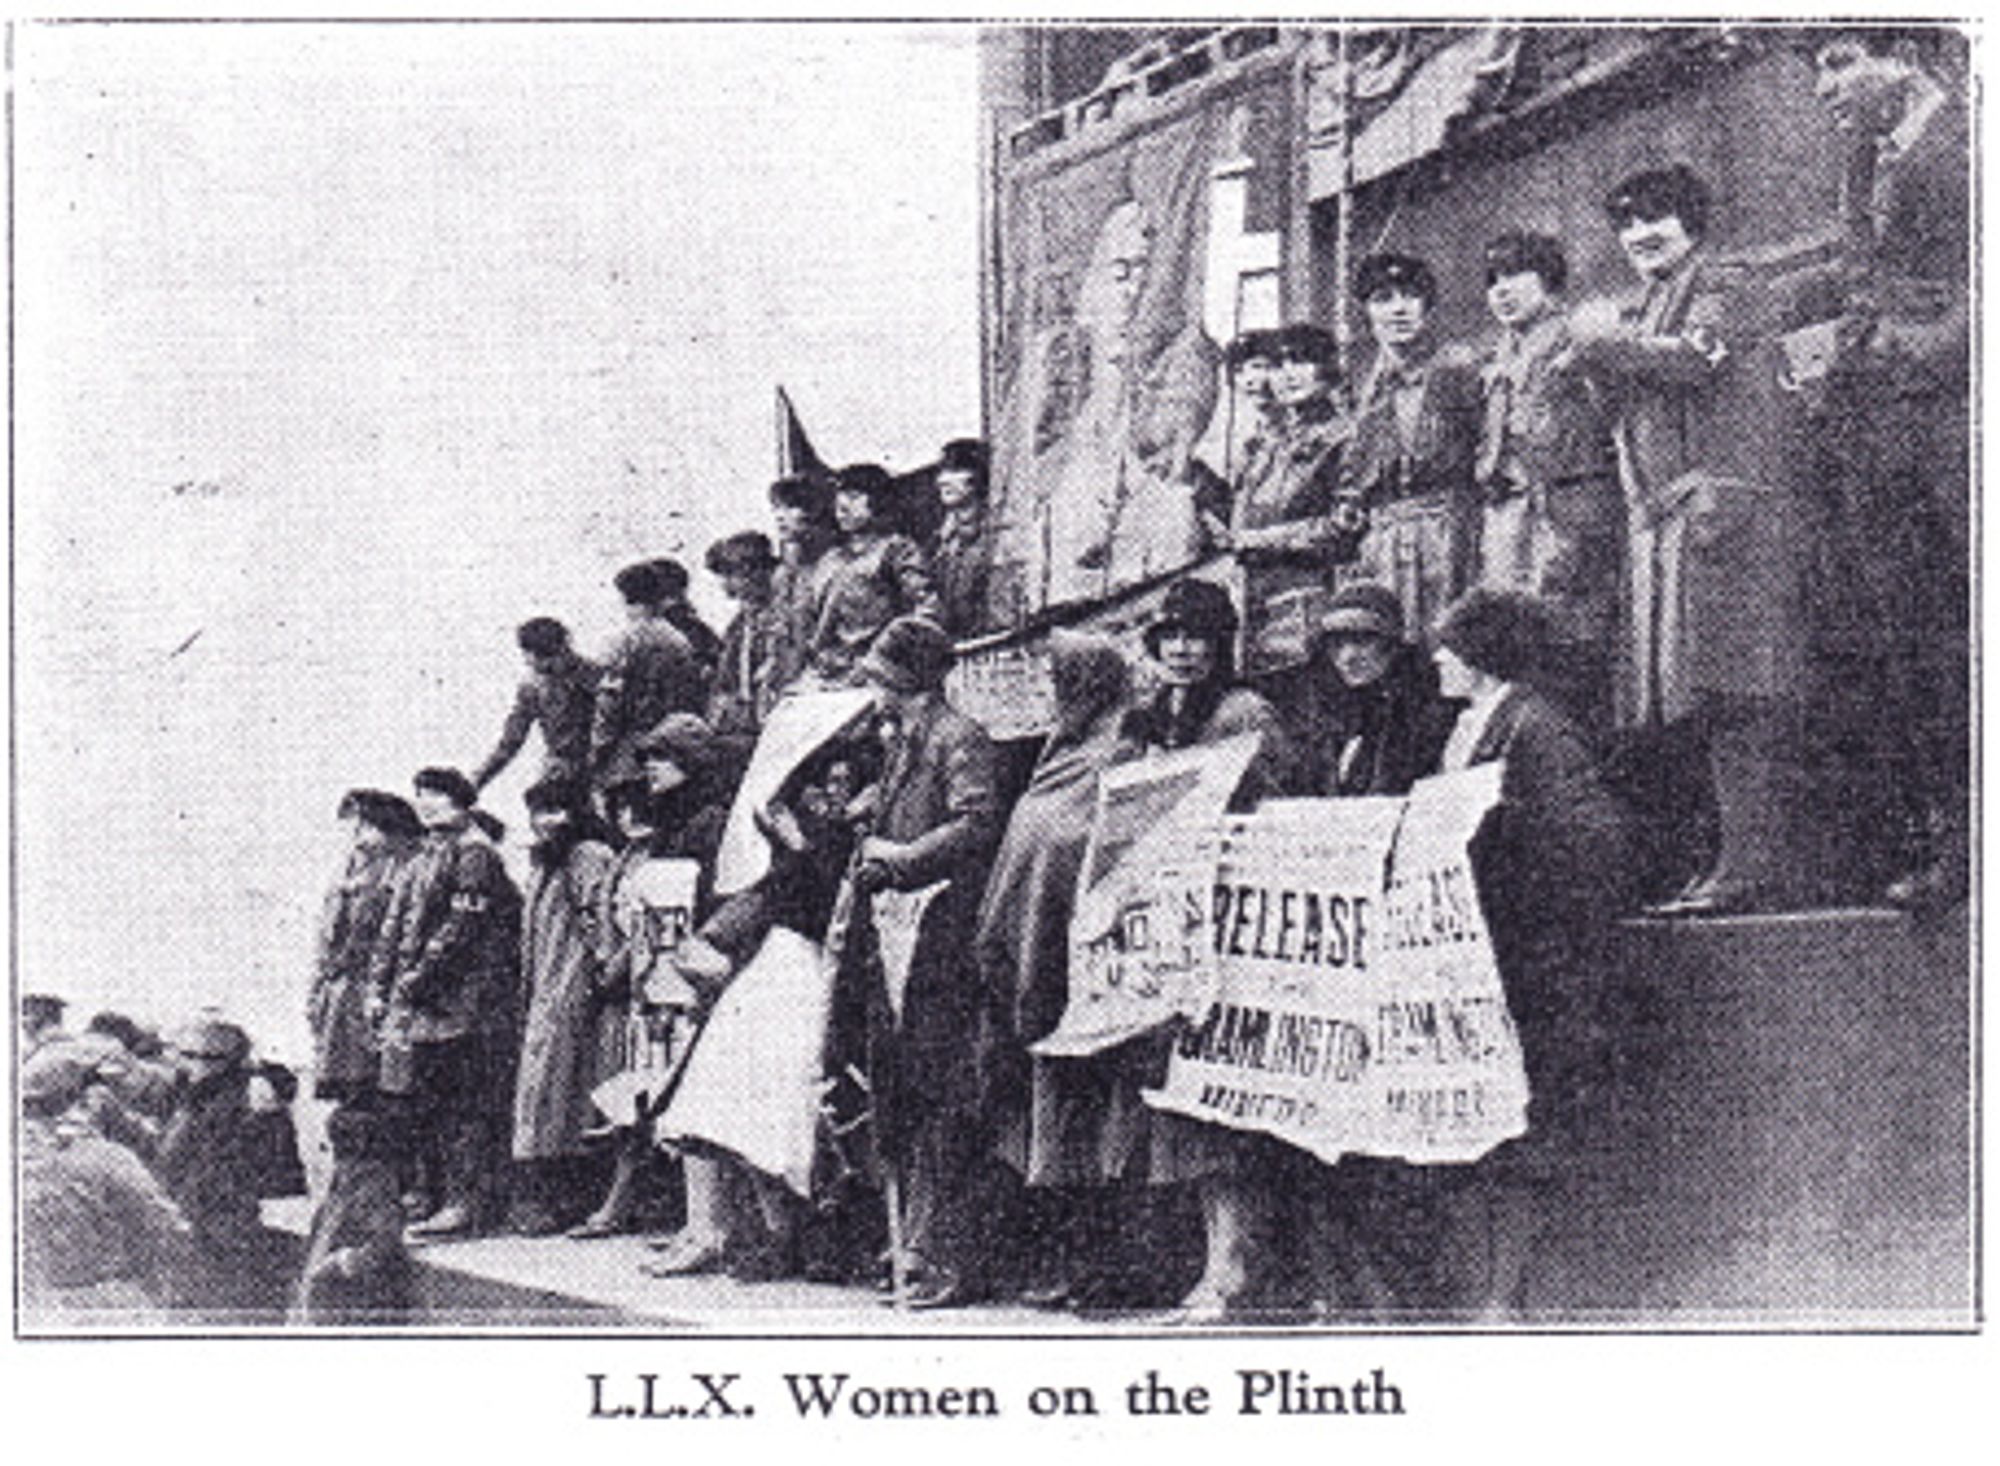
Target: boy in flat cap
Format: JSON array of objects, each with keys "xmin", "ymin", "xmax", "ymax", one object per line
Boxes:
[
  {"xmin": 703, "ymin": 530, "xmax": 783, "ymax": 754},
  {"xmin": 928, "ymin": 439, "xmax": 993, "ymax": 638},
  {"xmin": 767, "ymin": 474, "xmax": 839, "ymax": 697},
  {"xmin": 1568, "ymin": 164, "xmax": 1806, "ymax": 916},
  {"xmin": 471, "ymin": 618, "xmax": 602, "ymax": 793},
  {"xmin": 1340, "ymin": 252, "xmax": 1483, "ymax": 641},
  {"xmin": 1473, "ymin": 232, "xmax": 1621, "ymax": 717}
]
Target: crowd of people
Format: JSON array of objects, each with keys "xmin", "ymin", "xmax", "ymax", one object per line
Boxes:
[
  {"xmin": 20, "ymin": 995, "xmax": 310, "ymax": 1324},
  {"xmin": 18, "ymin": 28, "xmax": 1966, "ymax": 1328}
]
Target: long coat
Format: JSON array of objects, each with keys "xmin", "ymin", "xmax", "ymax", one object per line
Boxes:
[
  {"xmin": 510, "ymin": 838, "xmax": 621, "ymax": 1160},
  {"xmin": 1339, "ymin": 343, "xmax": 1483, "ymax": 637},
  {"xmin": 866, "ymin": 697, "xmax": 1000, "ymax": 1131},
  {"xmin": 1460, "ymin": 684, "xmax": 1635, "ymax": 1171},
  {"xmin": 308, "ymin": 839, "xmax": 414, "ymax": 1100},
  {"xmin": 1121, "ymin": 679, "xmax": 1300, "ymax": 1184},
  {"xmin": 975, "ymin": 644, "xmax": 1135, "ymax": 1186},
  {"xmin": 1575, "ymin": 250, "xmax": 1801, "ymax": 725},
  {"xmin": 372, "ymin": 827, "xmax": 523, "ymax": 1091}
]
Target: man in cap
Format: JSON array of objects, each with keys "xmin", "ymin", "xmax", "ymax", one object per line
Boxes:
[
  {"xmin": 703, "ymin": 531, "xmax": 784, "ymax": 756},
  {"xmin": 1568, "ymin": 164, "xmax": 1806, "ymax": 915},
  {"xmin": 1791, "ymin": 27, "xmax": 1969, "ymax": 906},
  {"xmin": 590, "ymin": 561, "xmax": 706, "ymax": 795},
  {"xmin": 1341, "ymin": 252, "xmax": 1484, "ymax": 641},
  {"xmin": 371, "ymin": 766, "xmax": 523, "ymax": 1237},
  {"xmin": 848, "ymin": 616, "xmax": 1002, "ymax": 1308},
  {"xmin": 21, "ymin": 1043, "xmax": 199, "ymax": 1323},
  {"xmin": 928, "ymin": 438, "xmax": 993, "ymax": 638},
  {"xmin": 471, "ymin": 617, "xmax": 603, "ymax": 793},
  {"xmin": 154, "ymin": 1016, "xmax": 297, "ymax": 1319},
  {"xmin": 22, "ymin": 992, "xmax": 69, "ymax": 1057},
  {"xmin": 1473, "ymin": 231, "xmax": 1622, "ymax": 718}
]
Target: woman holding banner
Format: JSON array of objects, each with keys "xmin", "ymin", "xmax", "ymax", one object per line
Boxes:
[
  {"xmin": 975, "ymin": 632, "xmax": 1141, "ymax": 1308},
  {"xmin": 1429, "ymin": 588, "xmax": 1636, "ymax": 1318},
  {"xmin": 1120, "ymin": 578, "xmax": 1301, "ymax": 1321}
]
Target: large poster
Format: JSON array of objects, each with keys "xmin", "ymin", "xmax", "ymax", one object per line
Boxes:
[
  {"xmin": 1144, "ymin": 764, "xmax": 1529, "ymax": 1165},
  {"xmin": 1033, "ymin": 733, "xmax": 1263, "ymax": 1057},
  {"xmin": 987, "ymin": 66, "xmax": 1294, "ymax": 616}
]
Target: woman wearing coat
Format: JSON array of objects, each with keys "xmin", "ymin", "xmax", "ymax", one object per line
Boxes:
[
  {"xmin": 1428, "ymin": 588, "xmax": 1637, "ymax": 1317},
  {"xmin": 507, "ymin": 776, "xmax": 621, "ymax": 1234},
  {"xmin": 308, "ymin": 789, "xmax": 422, "ymax": 1103},
  {"xmin": 1118, "ymin": 578, "xmax": 1300, "ymax": 1319},
  {"xmin": 974, "ymin": 632, "xmax": 1139, "ymax": 1306}
]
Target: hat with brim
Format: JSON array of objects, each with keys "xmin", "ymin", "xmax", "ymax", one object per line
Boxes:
[
  {"xmin": 167, "ymin": 1018, "xmax": 251, "ymax": 1065},
  {"xmin": 856, "ymin": 616, "xmax": 955, "ymax": 693},
  {"xmin": 1318, "ymin": 582, "xmax": 1405, "ymax": 644}
]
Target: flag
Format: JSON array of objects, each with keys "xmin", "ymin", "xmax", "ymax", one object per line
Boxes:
[{"xmin": 775, "ymin": 385, "xmax": 829, "ymax": 482}]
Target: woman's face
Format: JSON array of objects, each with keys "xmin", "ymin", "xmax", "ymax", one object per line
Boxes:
[
  {"xmin": 1156, "ymin": 629, "xmax": 1218, "ymax": 688},
  {"xmin": 833, "ymin": 490, "xmax": 875, "ymax": 535},
  {"xmin": 348, "ymin": 815, "xmax": 386, "ymax": 851},
  {"xmin": 529, "ymin": 808, "xmax": 571, "ymax": 844},
  {"xmin": 1365, "ymin": 287, "xmax": 1430, "ymax": 350},
  {"xmin": 1329, "ymin": 634, "xmax": 1395, "ymax": 689},
  {"xmin": 1270, "ymin": 355, "xmax": 1328, "ymax": 408}
]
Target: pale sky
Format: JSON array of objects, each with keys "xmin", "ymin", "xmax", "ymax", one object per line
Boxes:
[{"xmin": 12, "ymin": 21, "xmax": 983, "ymax": 1056}]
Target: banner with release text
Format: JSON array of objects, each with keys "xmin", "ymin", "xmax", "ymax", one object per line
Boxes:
[{"xmin": 1144, "ymin": 762, "xmax": 1531, "ymax": 1165}]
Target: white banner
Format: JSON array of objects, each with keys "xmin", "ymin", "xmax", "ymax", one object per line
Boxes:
[
  {"xmin": 713, "ymin": 686, "xmax": 875, "ymax": 896},
  {"xmin": 1033, "ymin": 733, "xmax": 1261, "ymax": 1057},
  {"xmin": 1144, "ymin": 763, "xmax": 1531, "ymax": 1165}
]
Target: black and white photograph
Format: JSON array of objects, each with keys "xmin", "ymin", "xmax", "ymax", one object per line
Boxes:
[{"xmin": 7, "ymin": 12, "xmax": 1979, "ymax": 1407}]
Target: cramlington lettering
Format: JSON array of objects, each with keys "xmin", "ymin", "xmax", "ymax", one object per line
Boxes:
[
  {"xmin": 785, "ymin": 1373, "xmax": 1000, "ymax": 1419},
  {"xmin": 1178, "ymin": 1002, "xmax": 1371, "ymax": 1083},
  {"xmin": 1379, "ymin": 863, "xmax": 1480, "ymax": 951},
  {"xmin": 1211, "ymin": 883, "xmax": 1368, "ymax": 968},
  {"xmin": 1374, "ymin": 995, "xmax": 1511, "ymax": 1066}
]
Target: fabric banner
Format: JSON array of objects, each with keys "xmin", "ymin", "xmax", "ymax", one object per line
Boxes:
[
  {"xmin": 657, "ymin": 925, "xmax": 834, "ymax": 1196},
  {"xmin": 1144, "ymin": 762, "xmax": 1530, "ymax": 1165},
  {"xmin": 988, "ymin": 68, "xmax": 1293, "ymax": 616},
  {"xmin": 871, "ymin": 880, "xmax": 948, "ymax": 1024},
  {"xmin": 1033, "ymin": 733, "xmax": 1262, "ymax": 1057},
  {"xmin": 713, "ymin": 686, "xmax": 875, "ymax": 896}
]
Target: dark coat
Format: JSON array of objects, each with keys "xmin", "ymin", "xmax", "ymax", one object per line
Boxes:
[
  {"xmin": 589, "ymin": 614, "xmax": 706, "ymax": 788},
  {"xmin": 308, "ymin": 840, "xmax": 415, "ymax": 1099},
  {"xmin": 805, "ymin": 531, "xmax": 943, "ymax": 678},
  {"xmin": 471, "ymin": 653, "xmax": 602, "ymax": 790},
  {"xmin": 374, "ymin": 827, "xmax": 523, "ymax": 1055},
  {"xmin": 1269, "ymin": 641, "xmax": 1459, "ymax": 797},
  {"xmin": 1462, "ymin": 685, "xmax": 1636, "ymax": 1168},
  {"xmin": 866, "ymin": 697, "xmax": 1000, "ymax": 1122}
]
